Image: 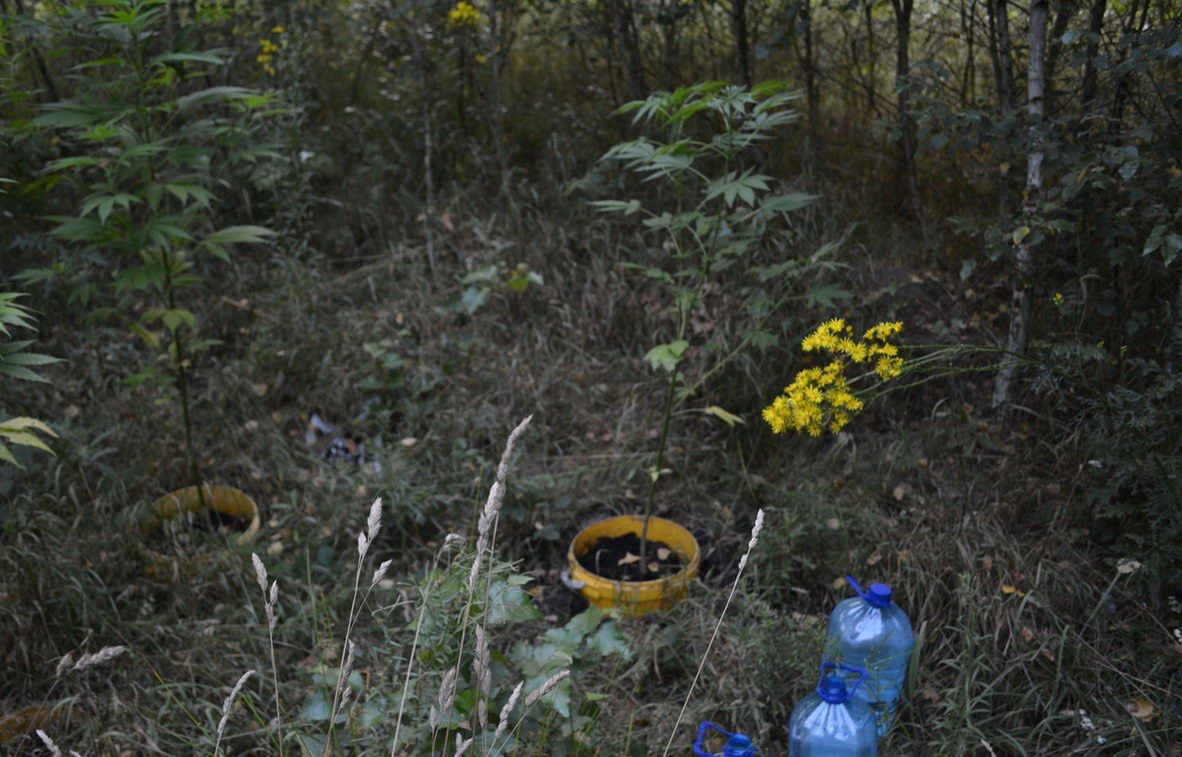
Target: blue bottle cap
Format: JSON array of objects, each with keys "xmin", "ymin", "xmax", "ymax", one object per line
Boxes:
[
  {"xmin": 817, "ymin": 674, "xmax": 851, "ymax": 704},
  {"xmin": 815, "ymin": 662, "xmax": 867, "ymax": 704},
  {"xmin": 723, "ymin": 734, "xmax": 755, "ymax": 757},
  {"xmin": 867, "ymin": 582, "xmax": 892, "ymax": 608}
]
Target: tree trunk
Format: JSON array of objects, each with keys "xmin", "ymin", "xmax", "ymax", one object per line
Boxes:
[
  {"xmin": 1043, "ymin": 1, "xmax": 1079, "ymax": 117},
  {"xmin": 801, "ymin": 0, "xmax": 818, "ymax": 138},
  {"xmin": 13, "ymin": 0, "xmax": 59, "ymax": 101},
  {"xmin": 889, "ymin": 0, "xmax": 926, "ymax": 240},
  {"xmin": 864, "ymin": 0, "xmax": 877, "ymax": 115},
  {"xmin": 609, "ymin": 0, "xmax": 647, "ymax": 99},
  {"xmin": 992, "ymin": 0, "xmax": 1047, "ymax": 415},
  {"xmin": 1109, "ymin": 0, "xmax": 1149, "ymax": 131},
  {"xmin": 1080, "ymin": 0, "xmax": 1107, "ymax": 107},
  {"xmin": 992, "ymin": 0, "xmax": 1015, "ymax": 113},
  {"xmin": 732, "ymin": 0, "xmax": 752, "ymax": 86}
]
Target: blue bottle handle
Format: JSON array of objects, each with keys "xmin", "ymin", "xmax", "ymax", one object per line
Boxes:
[
  {"xmin": 694, "ymin": 722, "xmax": 735, "ymax": 756},
  {"xmin": 818, "ymin": 660, "xmax": 868, "ymax": 699},
  {"xmin": 845, "ymin": 574, "xmax": 867, "ymax": 600}
]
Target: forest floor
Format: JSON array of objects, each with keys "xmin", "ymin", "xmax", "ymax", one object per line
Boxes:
[{"xmin": 2, "ymin": 187, "xmax": 1177, "ymax": 754}]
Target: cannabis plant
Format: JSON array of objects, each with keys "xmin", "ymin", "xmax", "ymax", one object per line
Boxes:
[
  {"xmin": 0, "ymin": 291, "xmax": 59, "ymax": 467},
  {"xmin": 594, "ymin": 81, "xmax": 832, "ymax": 560},
  {"xmin": 29, "ymin": 0, "xmax": 277, "ymax": 495}
]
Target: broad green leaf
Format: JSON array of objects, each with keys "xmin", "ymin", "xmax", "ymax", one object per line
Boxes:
[
  {"xmin": 644, "ymin": 340, "xmax": 688, "ymax": 372},
  {"xmin": 762, "ymin": 193, "xmax": 819, "ymax": 213},
  {"xmin": 806, "ymin": 283, "xmax": 852, "ymax": 308},
  {"xmin": 151, "ymin": 51, "xmax": 225, "ymax": 66},
  {"xmin": 203, "ymin": 225, "xmax": 275, "ymax": 246}
]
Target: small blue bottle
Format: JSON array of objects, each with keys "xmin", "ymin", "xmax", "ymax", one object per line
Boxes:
[
  {"xmin": 788, "ymin": 662, "xmax": 877, "ymax": 756},
  {"xmin": 826, "ymin": 575, "xmax": 915, "ymax": 736},
  {"xmin": 694, "ymin": 722, "xmax": 757, "ymax": 756}
]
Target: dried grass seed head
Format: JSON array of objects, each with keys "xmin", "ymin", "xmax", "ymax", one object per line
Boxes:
[
  {"xmin": 524, "ymin": 669, "xmax": 570, "ymax": 707},
  {"xmin": 217, "ymin": 670, "xmax": 256, "ymax": 741}
]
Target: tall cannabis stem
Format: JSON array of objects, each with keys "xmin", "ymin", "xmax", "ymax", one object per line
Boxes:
[
  {"xmin": 162, "ymin": 249, "xmax": 207, "ymax": 512},
  {"xmin": 640, "ymin": 364, "xmax": 680, "ymax": 566}
]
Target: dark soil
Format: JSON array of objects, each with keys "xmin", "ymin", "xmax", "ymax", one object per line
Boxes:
[{"xmin": 577, "ymin": 531, "xmax": 684, "ymax": 582}]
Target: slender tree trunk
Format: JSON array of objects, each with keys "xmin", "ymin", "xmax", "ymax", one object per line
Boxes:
[
  {"xmin": 1109, "ymin": 0, "xmax": 1149, "ymax": 131},
  {"xmin": 13, "ymin": 0, "xmax": 59, "ymax": 101},
  {"xmin": 732, "ymin": 0, "xmax": 752, "ymax": 86},
  {"xmin": 1043, "ymin": 1, "xmax": 1079, "ymax": 117},
  {"xmin": 992, "ymin": 0, "xmax": 1047, "ymax": 414},
  {"xmin": 864, "ymin": 0, "xmax": 877, "ymax": 115},
  {"xmin": 609, "ymin": 0, "xmax": 647, "ymax": 99},
  {"xmin": 960, "ymin": 0, "xmax": 976, "ymax": 107},
  {"xmin": 889, "ymin": 0, "xmax": 927, "ymax": 243},
  {"xmin": 993, "ymin": 0, "xmax": 1015, "ymax": 113},
  {"xmin": 1081, "ymin": 0, "xmax": 1107, "ymax": 107},
  {"xmin": 801, "ymin": 0, "xmax": 819, "ymax": 139}
]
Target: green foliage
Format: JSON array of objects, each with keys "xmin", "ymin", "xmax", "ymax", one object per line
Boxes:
[
  {"xmin": 0, "ymin": 292, "xmax": 60, "ymax": 467},
  {"xmin": 381, "ymin": 550, "xmax": 630, "ymax": 753},
  {"xmin": 22, "ymin": 0, "xmax": 277, "ymax": 482},
  {"xmin": 596, "ymin": 81, "xmax": 828, "ymax": 382}
]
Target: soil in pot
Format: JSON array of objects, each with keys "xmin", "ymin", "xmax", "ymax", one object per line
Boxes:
[{"xmin": 577, "ymin": 531, "xmax": 684, "ymax": 582}]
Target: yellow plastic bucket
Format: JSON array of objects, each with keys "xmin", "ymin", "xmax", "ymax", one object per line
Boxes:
[
  {"xmin": 140, "ymin": 485, "xmax": 261, "ymax": 583},
  {"xmin": 0, "ymin": 701, "xmax": 76, "ymax": 745},
  {"xmin": 567, "ymin": 515, "xmax": 700, "ymax": 616},
  {"xmin": 144, "ymin": 484, "xmax": 261, "ymax": 546}
]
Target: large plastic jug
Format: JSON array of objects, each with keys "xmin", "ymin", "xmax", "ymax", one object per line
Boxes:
[
  {"xmin": 826, "ymin": 575, "xmax": 914, "ymax": 736},
  {"xmin": 788, "ymin": 662, "xmax": 877, "ymax": 756},
  {"xmin": 694, "ymin": 721, "xmax": 757, "ymax": 756}
]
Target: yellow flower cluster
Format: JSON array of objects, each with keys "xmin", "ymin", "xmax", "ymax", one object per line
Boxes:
[
  {"xmin": 762, "ymin": 319, "xmax": 905, "ymax": 436},
  {"xmin": 257, "ymin": 37, "xmax": 280, "ymax": 77},
  {"xmin": 447, "ymin": 1, "xmax": 482, "ymax": 28},
  {"xmin": 802, "ymin": 318, "xmax": 904, "ymax": 380}
]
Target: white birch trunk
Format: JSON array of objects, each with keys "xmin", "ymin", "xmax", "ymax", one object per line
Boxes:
[{"xmin": 992, "ymin": 0, "xmax": 1047, "ymax": 414}]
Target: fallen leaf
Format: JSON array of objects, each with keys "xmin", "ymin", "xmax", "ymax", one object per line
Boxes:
[
  {"xmin": 704, "ymin": 405, "xmax": 746, "ymax": 426},
  {"xmin": 919, "ymin": 686, "xmax": 941, "ymax": 703},
  {"xmin": 893, "ymin": 484, "xmax": 909, "ymax": 501},
  {"xmin": 400, "ymin": 437, "xmax": 418, "ymax": 447},
  {"xmin": 617, "ymin": 553, "xmax": 641, "ymax": 567},
  {"xmin": 826, "ymin": 518, "xmax": 841, "ymax": 530},
  {"xmin": 1001, "ymin": 584, "xmax": 1027, "ymax": 597},
  {"xmin": 656, "ymin": 547, "xmax": 671, "ymax": 561},
  {"xmin": 832, "ymin": 576, "xmax": 847, "ymax": 590},
  {"xmin": 1126, "ymin": 698, "xmax": 1155, "ymax": 721},
  {"xmin": 253, "ymin": 382, "xmax": 268, "ymax": 396},
  {"xmin": 898, "ymin": 549, "xmax": 912, "ymax": 562},
  {"xmin": 440, "ymin": 211, "xmax": 455, "ymax": 233},
  {"xmin": 982, "ymin": 555, "xmax": 994, "ymax": 571},
  {"xmin": 916, "ymin": 457, "xmax": 928, "ymax": 467},
  {"xmin": 1020, "ymin": 626, "xmax": 1035, "ymax": 643},
  {"xmin": 866, "ymin": 549, "xmax": 882, "ymax": 566},
  {"xmin": 647, "ymin": 562, "xmax": 660, "ymax": 573}
]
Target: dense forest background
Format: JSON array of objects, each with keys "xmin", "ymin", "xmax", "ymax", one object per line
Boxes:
[{"xmin": 1, "ymin": 0, "xmax": 1180, "ymax": 753}]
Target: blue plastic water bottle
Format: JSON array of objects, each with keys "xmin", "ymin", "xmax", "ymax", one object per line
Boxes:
[
  {"xmin": 826, "ymin": 575, "xmax": 915, "ymax": 736},
  {"xmin": 694, "ymin": 721, "xmax": 757, "ymax": 756},
  {"xmin": 787, "ymin": 662, "xmax": 877, "ymax": 756}
]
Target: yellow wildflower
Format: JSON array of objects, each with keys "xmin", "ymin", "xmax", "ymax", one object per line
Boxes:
[
  {"xmin": 271, "ymin": 25, "xmax": 285, "ymax": 35},
  {"xmin": 447, "ymin": 1, "xmax": 482, "ymax": 28},
  {"xmin": 763, "ymin": 319, "xmax": 905, "ymax": 436},
  {"xmin": 863, "ymin": 321, "xmax": 903, "ymax": 342},
  {"xmin": 1052, "ymin": 292, "xmax": 1064, "ymax": 307}
]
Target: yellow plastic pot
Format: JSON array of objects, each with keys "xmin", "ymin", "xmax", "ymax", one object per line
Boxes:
[
  {"xmin": 145, "ymin": 484, "xmax": 261, "ymax": 545},
  {"xmin": 140, "ymin": 485, "xmax": 261, "ymax": 583},
  {"xmin": 0, "ymin": 701, "xmax": 76, "ymax": 745},
  {"xmin": 567, "ymin": 515, "xmax": 700, "ymax": 617}
]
